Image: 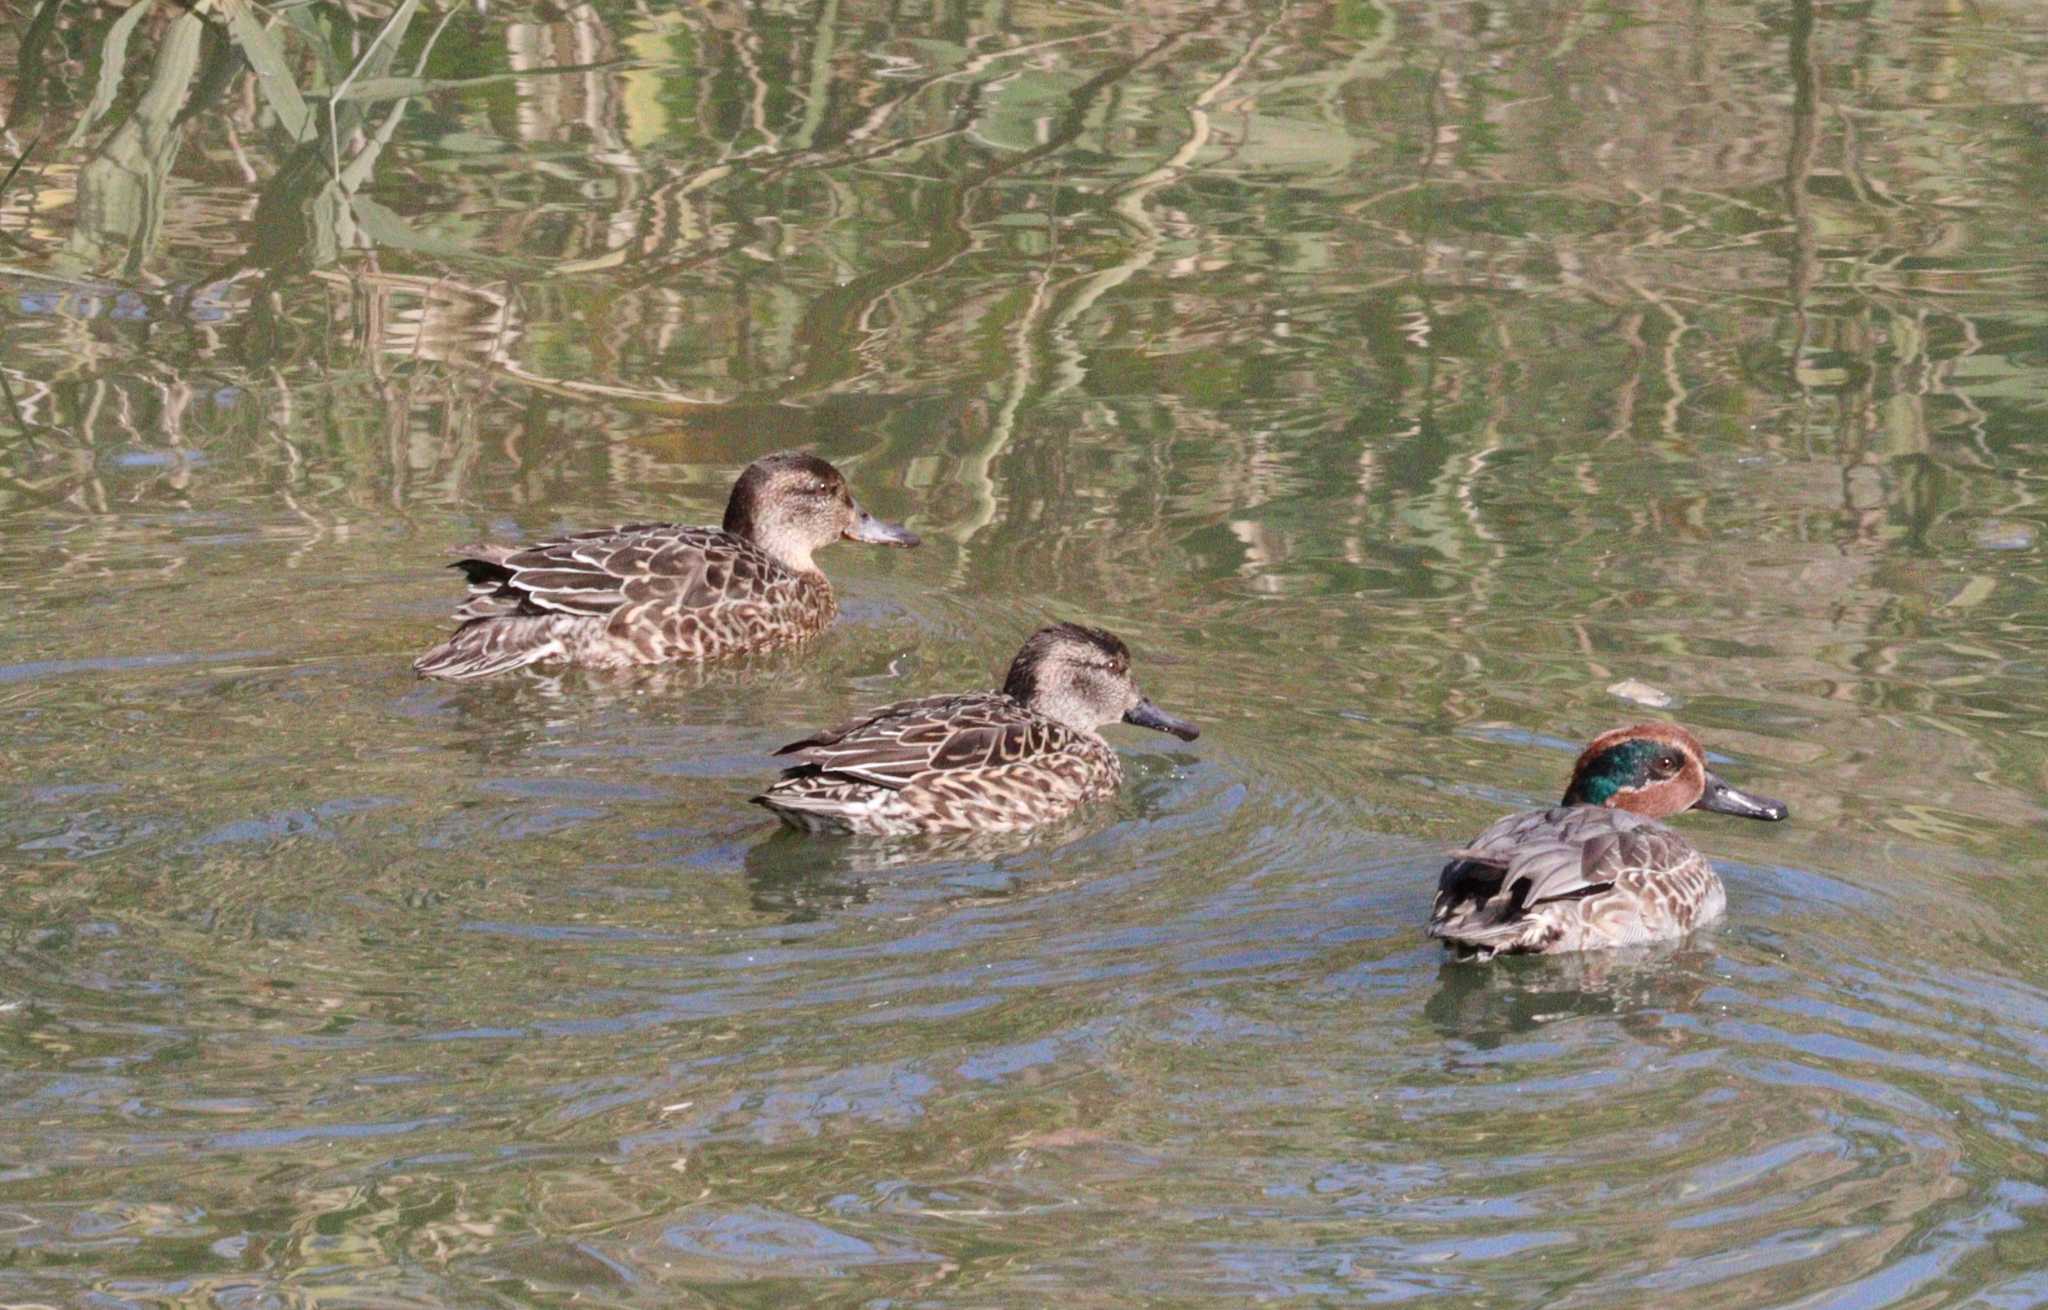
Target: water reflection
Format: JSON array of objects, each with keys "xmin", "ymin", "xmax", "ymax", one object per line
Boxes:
[
  {"xmin": 742, "ymin": 818, "xmax": 1101, "ymax": 920},
  {"xmin": 1424, "ymin": 945, "xmax": 1720, "ymax": 1049},
  {"xmin": 4, "ymin": 0, "xmax": 2048, "ymax": 1305}
]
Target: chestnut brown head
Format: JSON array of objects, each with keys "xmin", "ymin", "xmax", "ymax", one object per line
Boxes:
[{"xmin": 1562, "ymin": 723, "xmax": 1787, "ymax": 822}]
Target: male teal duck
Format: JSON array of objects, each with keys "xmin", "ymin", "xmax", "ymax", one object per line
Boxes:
[
  {"xmin": 753, "ymin": 622, "xmax": 1199, "ymax": 835},
  {"xmin": 414, "ymin": 452, "xmax": 918, "ymax": 679},
  {"xmin": 1428, "ymin": 723, "xmax": 1787, "ymax": 958}
]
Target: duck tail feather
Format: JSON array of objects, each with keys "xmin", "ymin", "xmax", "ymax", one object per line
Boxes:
[
  {"xmin": 1427, "ymin": 912, "xmax": 1557, "ymax": 958},
  {"xmin": 413, "ymin": 615, "xmax": 575, "ymax": 680},
  {"xmin": 751, "ymin": 781, "xmax": 877, "ymax": 833},
  {"xmin": 752, "ymin": 797, "xmax": 857, "ymax": 834}
]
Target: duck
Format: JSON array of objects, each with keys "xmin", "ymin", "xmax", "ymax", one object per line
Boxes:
[
  {"xmin": 413, "ymin": 451, "xmax": 918, "ymax": 679},
  {"xmin": 753, "ymin": 622, "xmax": 1200, "ymax": 835},
  {"xmin": 1428, "ymin": 723, "xmax": 1788, "ymax": 958}
]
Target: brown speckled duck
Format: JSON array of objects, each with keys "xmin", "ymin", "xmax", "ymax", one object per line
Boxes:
[
  {"xmin": 414, "ymin": 452, "xmax": 918, "ymax": 679},
  {"xmin": 753, "ymin": 622, "xmax": 1199, "ymax": 836},
  {"xmin": 1429, "ymin": 723, "xmax": 1788, "ymax": 959}
]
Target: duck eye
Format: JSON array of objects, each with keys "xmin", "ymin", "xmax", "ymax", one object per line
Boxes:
[{"xmin": 1654, "ymin": 754, "xmax": 1683, "ymax": 777}]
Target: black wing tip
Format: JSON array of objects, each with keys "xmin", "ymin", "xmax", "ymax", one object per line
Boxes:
[{"xmin": 449, "ymin": 558, "xmax": 515, "ymax": 588}]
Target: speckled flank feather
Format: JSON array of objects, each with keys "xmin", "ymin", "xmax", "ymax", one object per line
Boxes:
[
  {"xmin": 413, "ymin": 525, "xmax": 833, "ymax": 679},
  {"xmin": 753, "ymin": 692, "xmax": 1123, "ymax": 835},
  {"xmin": 1428, "ymin": 805, "xmax": 1727, "ymax": 958}
]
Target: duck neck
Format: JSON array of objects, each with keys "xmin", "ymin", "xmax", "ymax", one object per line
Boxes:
[
  {"xmin": 749, "ymin": 524, "xmax": 823, "ymax": 575},
  {"xmin": 1019, "ymin": 688, "xmax": 1105, "ymax": 738}
]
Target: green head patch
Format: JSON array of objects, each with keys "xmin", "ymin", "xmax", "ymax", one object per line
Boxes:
[{"xmin": 1565, "ymin": 738, "xmax": 1666, "ymax": 806}]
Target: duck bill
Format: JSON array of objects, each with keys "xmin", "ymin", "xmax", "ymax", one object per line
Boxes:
[
  {"xmin": 843, "ymin": 505, "xmax": 920, "ymax": 548},
  {"xmin": 1123, "ymin": 698, "xmax": 1200, "ymax": 741},
  {"xmin": 1693, "ymin": 770, "xmax": 1789, "ymax": 821}
]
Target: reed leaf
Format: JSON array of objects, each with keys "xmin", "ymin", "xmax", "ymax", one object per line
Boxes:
[
  {"xmin": 64, "ymin": 0, "xmax": 155, "ymax": 149},
  {"xmin": 332, "ymin": 0, "xmax": 422, "ymax": 102},
  {"xmin": 0, "ymin": 139, "xmax": 37, "ymax": 203},
  {"xmin": 349, "ymin": 195, "xmax": 495, "ymax": 259},
  {"xmin": 218, "ymin": 0, "xmax": 316, "ymax": 143},
  {"xmin": 332, "ymin": 63, "xmax": 625, "ymax": 104},
  {"xmin": 67, "ymin": 8, "xmax": 206, "ymax": 277}
]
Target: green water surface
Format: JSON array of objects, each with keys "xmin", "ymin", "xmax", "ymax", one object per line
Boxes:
[{"xmin": 4, "ymin": 1, "xmax": 2048, "ymax": 1305}]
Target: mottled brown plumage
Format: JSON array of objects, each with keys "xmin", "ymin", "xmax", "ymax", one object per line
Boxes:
[
  {"xmin": 754, "ymin": 622, "xmax": 1200, "ymax": 836},
  {"xmin": 414, "ymin": 452, "xmax": 916, "ymax": 679},
  {"xmin": 1429, "ymin": 724, "xmax": 1788, "ymax": 958}
]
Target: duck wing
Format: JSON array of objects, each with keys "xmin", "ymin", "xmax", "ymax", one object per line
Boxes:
[
  {"xmin": 450, "ymin": 524, "xmax": 773, "ymax": 622},
  {"xmin": 770, "ymin": 693, "xmax": 1071, "ymax": 791},
  {"xmin": 1434, "ymin": 807, "xmax": 1693, "ymax": 929}
]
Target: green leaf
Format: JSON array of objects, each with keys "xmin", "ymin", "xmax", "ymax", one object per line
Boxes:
[
  {"xmin": 65, "ymin": 0, "xmax": 155, "ymax": 150},
  {"xmin": 65, "ymin": 9, "xmax": 205, "ymax": 277},
  {"xmin": 332, "ymin": 75, "xmax": 452, "ymax": 103},
  {"xmin": 348, "ymin": 194, "xmax": 510, "ymax": 261},
  {"xmin": 219, "ymin": 0, "xmax": 315, "ymax": 142},
  {"xmin": 0, "ymin": 139, "xmax": 38, "ymax": 202},
  {"xmin": 335, "ymin": 0, "xmax": 421, "ymax": 96},
  {"xmin": 276, "ymin": 1, "xmax": 336, "ymax": 89},
  {"xmin": 331, "ymin": 63, "xmax": 626, "ymax": 104}
]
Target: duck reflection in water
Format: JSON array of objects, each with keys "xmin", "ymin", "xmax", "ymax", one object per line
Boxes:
[
  {"xmin": 741, "ymin": 820, "xmax": 1095, "ymax": 923},
  {"xmin": 1424, "ymin": 944, "xmax": 1722, "ymax": 1052}
]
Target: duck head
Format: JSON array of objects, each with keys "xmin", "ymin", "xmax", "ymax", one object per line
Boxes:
[
  {"xmin": 723, "ymin": 451, "xmax": 919, "ymax": 573},
  {"xmin": 1002, "ymin": 622, "xmax": 1200, "ymax": 741},
  {"xmin": 1562, "ymin": 723, "xmax": 1788, "ymax": 822}
]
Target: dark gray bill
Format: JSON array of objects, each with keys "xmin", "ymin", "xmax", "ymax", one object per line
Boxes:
[
  {"xmin": 1123, "ymin": 698, "xmax": 1200, "ymax": 741},
  {"xmin": 1693, "ymin": 770, "xmax": 1788, "ymax": 821},
  {"xmin": 844, "ymin": 507, "xmax": 920, "ymax": 547}
]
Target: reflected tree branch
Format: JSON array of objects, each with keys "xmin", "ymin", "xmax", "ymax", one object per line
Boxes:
[{"xmin": 1785, "ymin": 0, "xmax": 1819, "ymax": 456}]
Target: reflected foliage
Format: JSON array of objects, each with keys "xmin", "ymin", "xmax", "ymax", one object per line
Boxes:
[{"xmin": 3, "ymin": 0, "xmax": 2048, "ymax": 1306}]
